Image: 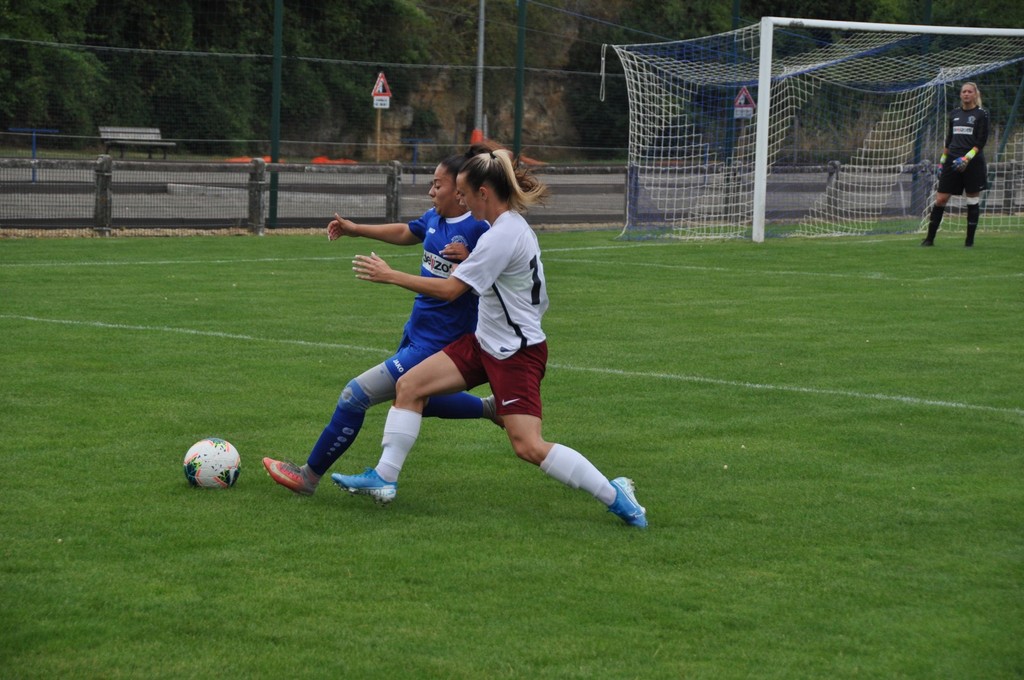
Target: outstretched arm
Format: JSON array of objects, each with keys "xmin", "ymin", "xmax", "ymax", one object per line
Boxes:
[
  {"xmin": 328, "ymin": 213, "xmax": 419, "ymax": 246},
  {"xmin": 352, "ymin": 252, "xmax": 471, "ymax": 301}
]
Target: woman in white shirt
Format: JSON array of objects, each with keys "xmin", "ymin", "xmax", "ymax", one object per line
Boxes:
[{"xmin": 333, "ymin": 148, "xmax": 647, "ymax": 528}]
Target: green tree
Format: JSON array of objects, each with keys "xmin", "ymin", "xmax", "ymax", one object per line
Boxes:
[
  {"xmin": 560, "ymin": 0, "xmax": 733, "ymax": 159},
  {"xmin": 0, "ymin": 0, "xmax": 104, "ymax": 136}
]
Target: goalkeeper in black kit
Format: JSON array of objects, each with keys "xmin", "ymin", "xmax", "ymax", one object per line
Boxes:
[{"xmin": 922, "ymin": 81, "xmax": 989, "ymax": 247}]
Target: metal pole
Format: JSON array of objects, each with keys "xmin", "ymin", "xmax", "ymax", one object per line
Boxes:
[
  {"xmin": 751, "ymin": 17, "xmax": 774, "ymax": 243},
  {"xmin": 513, "ymin": 0, "xmax": 526, "ymax": 156},
  {"xmin": 376, "ymin": 109, "xmax": 382, "ymax": 162},
  {"xmin": 269, "ymin": 0, "xmax": 283, "ymax": 229},
  {"xmin": 473, "ymin": 0, "xmax": 485, "ymax": 141},
  {"xmin": 764, "ymin": 16, "xmax": 1024, "ymax": 37},
  {"xmin": 8, "ymin": 127, "xmax": 58, "ymax": 182}
]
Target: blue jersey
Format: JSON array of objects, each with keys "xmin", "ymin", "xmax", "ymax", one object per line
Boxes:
[{"xmin": 403, "ymin": 208, "xmax": 490, "ymax": 351}]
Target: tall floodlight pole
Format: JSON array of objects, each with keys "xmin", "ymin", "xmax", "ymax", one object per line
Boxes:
[
  {"xmin": 513, "ymin": 0, "xmax": 526, "ymax": 156},
  {"xmin": 269, "ymin": 0, "xmax": 283, "ymax": 229},
  {"xmin": 472, "ymin": 0, "xmax": 485, "ymax": 143}
]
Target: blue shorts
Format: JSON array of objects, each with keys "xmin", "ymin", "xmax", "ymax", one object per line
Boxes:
[{"xmin": 383, "ymin": 333, "xmax": 445, "ymax": 382}]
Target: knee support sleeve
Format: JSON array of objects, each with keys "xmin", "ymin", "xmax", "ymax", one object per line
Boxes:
[
  {"xmin": 337, "ymin": 364, "xmax": 397, "ymax": 413},
  {"xmin": 965, "ymin": 195, "xmax": 980, "ymax": 206},
  {"xmin": 337, "ymin": 379, "xmax": 371, "ymax": 413}
]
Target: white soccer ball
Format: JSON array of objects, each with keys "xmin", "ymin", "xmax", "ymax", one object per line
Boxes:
[{"xmin": 183, "ymin": 438, "xmax": 240, "ymax": 489}]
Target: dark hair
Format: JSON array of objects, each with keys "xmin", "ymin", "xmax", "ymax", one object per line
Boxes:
[
  {"xmin": 465, "ymin": 138, "xmax": 507, "ymax": 158},
  {"xmin": 437, "ymin": 153, "xmax": 467, "ymax": 180}
]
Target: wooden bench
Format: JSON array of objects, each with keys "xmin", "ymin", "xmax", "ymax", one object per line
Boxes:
[{"xmin": 99, "ymin": 127, "xmax": 177, "ymax": 159}]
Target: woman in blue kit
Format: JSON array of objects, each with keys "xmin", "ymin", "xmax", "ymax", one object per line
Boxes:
[{"xmin": 262, "ymin": 152, "xmax": 496, "ymax": 495}]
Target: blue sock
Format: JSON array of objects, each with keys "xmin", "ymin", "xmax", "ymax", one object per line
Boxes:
[
  {"xmin": 306, "ymin": 380, "xmax": 372, "ymax": 476},
  {"xmin": 306, "ymin": 405, "xmax": 364, "ymax": 476},
  {"xmin": 423, "ymin": 392, "xmax": 483, "ymax": 419}
]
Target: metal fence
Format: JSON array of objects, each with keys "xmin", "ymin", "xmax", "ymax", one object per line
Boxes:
[
  {"xmin": 0, "ymin": 157, "xmax": 628, "ymax": 234},
  {"xmin": 12, "ymin": 156, "xmax": 1014, "ymax": 237}
]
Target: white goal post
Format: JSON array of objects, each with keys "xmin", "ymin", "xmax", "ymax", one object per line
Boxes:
[{"xmin": 611, "ymin": 18, "xmax": 1024, "ymax": 241}]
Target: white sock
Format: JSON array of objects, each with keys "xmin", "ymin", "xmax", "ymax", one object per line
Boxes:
[
  {"xmin": 375, "ymin": 407, "xmax": 422, "ymax": 483},
  {"xmin": 539, "ymin": 443, "xmax": 616, "ymax": 505}
]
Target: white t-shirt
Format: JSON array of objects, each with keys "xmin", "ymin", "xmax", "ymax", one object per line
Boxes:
[{"xmin": 452, "ymin": 210, "xmax": 548, "ymax": 359}]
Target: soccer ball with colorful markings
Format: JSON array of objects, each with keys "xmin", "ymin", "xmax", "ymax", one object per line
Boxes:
[{"xmin": 183, "ymin": 438, "xmax": 240, "ymax": 488}]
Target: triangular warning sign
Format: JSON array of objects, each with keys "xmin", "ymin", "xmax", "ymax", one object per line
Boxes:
[
  {"xmin": 372, "ymin": 72, "xmax": 392, "ymax": 98},
  {"xmin": 734, "ymin": 86, "xmax": 755, "ymax": 108}
]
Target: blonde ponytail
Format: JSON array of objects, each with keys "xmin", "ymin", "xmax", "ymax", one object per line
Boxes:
[{"xmin": 461, "ymin": 148, "xmax": 549, "ymax": 212}]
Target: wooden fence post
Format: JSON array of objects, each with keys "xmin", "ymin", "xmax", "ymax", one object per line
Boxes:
[
  {"xmin": 94, "ymin": 155, "xmax": 112, "ymax": 236},
  {"xmin": 249, "ymin": 157, "xmax": 266, "ymax": 234},
  {"xmin": 386, "ymin": 160, "xmax": 402, "ymax": 223}
]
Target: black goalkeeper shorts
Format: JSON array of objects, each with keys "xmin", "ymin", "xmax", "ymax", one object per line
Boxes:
[{"xmin": 938, "ymin": 157, "xmax": 988, "ymax": 195}]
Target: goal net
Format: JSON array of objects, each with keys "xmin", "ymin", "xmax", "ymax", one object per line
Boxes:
[{"xmin": 611, "ymin": 18, "xmax": 1024, "ymax": 241}]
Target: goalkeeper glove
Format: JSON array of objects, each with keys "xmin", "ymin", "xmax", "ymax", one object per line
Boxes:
[
  {"xmin": 952, "ymin": 147, "xmax": 978, "ymax": 173},
  {"xmin": 937, "ymin": 153, "xmax": 947, "ymax": 173}
]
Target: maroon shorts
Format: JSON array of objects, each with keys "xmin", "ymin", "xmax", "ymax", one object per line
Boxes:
[{"xmin": 442, "ymin": 334, "xmax": 547, "ymax": 418}]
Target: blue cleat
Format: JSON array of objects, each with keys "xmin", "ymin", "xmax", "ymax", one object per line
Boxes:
[
  {"xmin": 607, "ymin": 477, "xmax": 647, "ymax": 528},
  {"xmin": 331, "ymin": 468, "xmax": 397, "ymax": 505}
]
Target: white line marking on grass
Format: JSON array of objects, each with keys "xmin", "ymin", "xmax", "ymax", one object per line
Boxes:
[
  {"xmin": 544, "ymin": 256, "xmax": 1023, "ymax": 283},
  {"xmin": 0, "ymin": 256, "xmax": 350, "ymax": 268},
  {"xmin": 552, "ymin": 362, "xmax": 1024, "ymax": 417},
  {"xmin": 918, "ymin": 272, "xmax": 1024, "ymax": 283},
  {"xmin": 546, "ymin": 257, "xmax": 904, "ymax": 281},
  {"xmin": 0, "ymin": 314, "xmax": 383, "ymax": 354},
  {"xmin": 4, "ymin": 313, "xmax": 1021, "ymax": 417},
  {"xmin": 5, "ymin": 243, "xmax": 1019, "ymax": 283}
]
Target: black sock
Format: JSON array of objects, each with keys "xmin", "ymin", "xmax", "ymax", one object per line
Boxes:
[
  {"xmin": 925, "ymin": 205, "xmax": 945, "ymax": 241},
  {"xmin": 965, "ymin": 204, "xmax": 979, "ymax": 245}
]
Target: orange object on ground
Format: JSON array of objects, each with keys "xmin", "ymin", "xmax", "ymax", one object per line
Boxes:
[
  {"xmin": 312, "ymin": 156, "xmax": 357, "ymax": 165},
  {"xmin": 225, "ymin": 156, "xmax": 276, "ymax": 163}
]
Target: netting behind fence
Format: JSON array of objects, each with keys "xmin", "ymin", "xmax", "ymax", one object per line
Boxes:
[{"xmin": 0, "ymin": 39, "xmax": 623, "ymax": 165}]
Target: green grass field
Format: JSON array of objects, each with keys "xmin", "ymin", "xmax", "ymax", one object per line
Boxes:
[{"xmin": 1, "ymin": 230, "xmax": 1022, "ymax": 679}]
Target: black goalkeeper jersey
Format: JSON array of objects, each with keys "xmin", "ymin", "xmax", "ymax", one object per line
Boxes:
[{"xmin": 945, "ymin": 105, "xmax": 989, "ymax": 158}]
